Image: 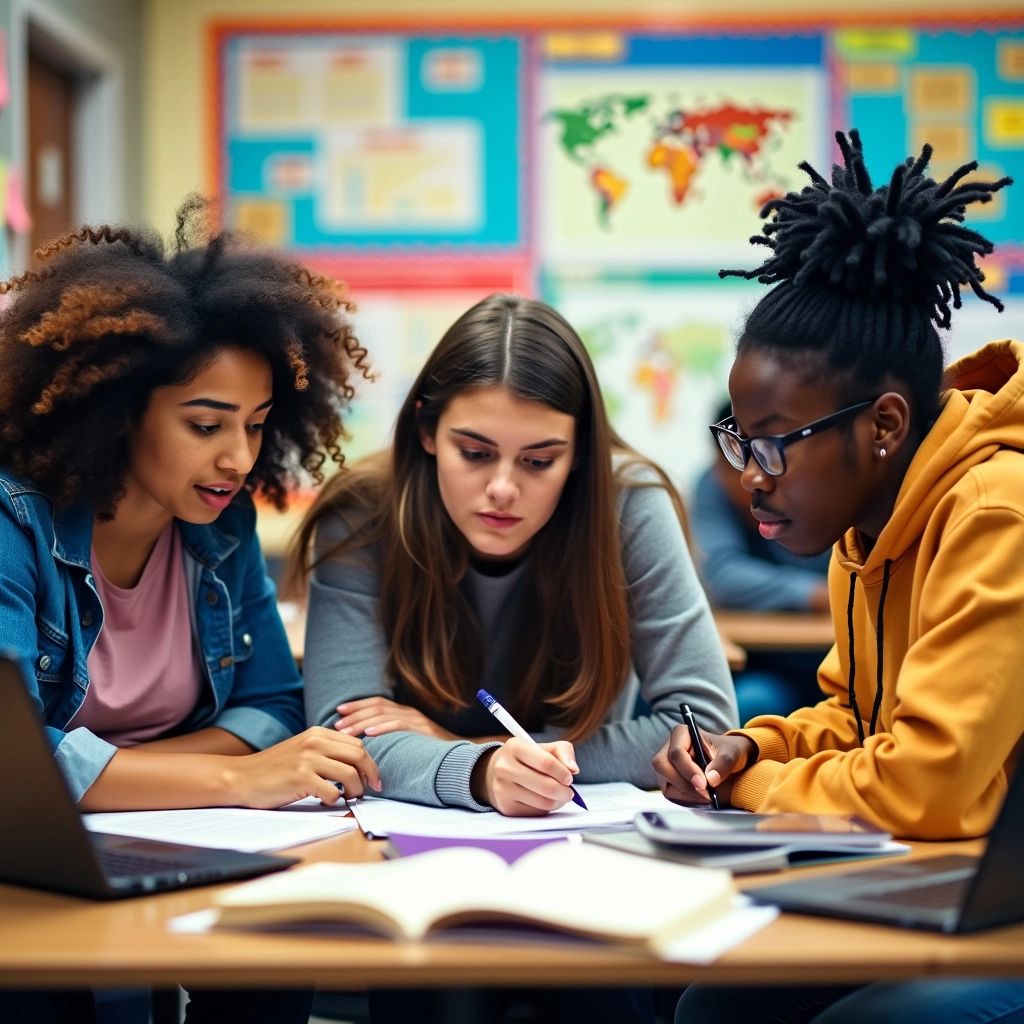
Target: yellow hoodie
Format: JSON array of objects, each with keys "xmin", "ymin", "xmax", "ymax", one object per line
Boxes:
[{"xmin": 730, "ymin": 339, "xmax": 1024, "ymax": 839}]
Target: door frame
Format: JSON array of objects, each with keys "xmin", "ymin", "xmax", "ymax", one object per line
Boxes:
[{"xmin": 8, "ymin": 0, "xmax": 126, "ymax": 269}]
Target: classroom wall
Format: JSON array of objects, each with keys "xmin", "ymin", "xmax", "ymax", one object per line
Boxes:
[
  {"xmin": 143, "ymin": 0, "xmax": 1023, "ymax": 228},
  {"xmin": 146, "ymin": 0, "xmax": 1024, "ymax": 558}
]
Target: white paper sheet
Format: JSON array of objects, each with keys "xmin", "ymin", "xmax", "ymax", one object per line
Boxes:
[
  {"xmin": 83, "ymin": 799, "xmax": 358, "ymax": 853},
  {"xmin": 349, "ymin": 782, "xmax": 670, "ymax": 839},
  {"xmin": 657, "ymin": 896, "xmax": 779, "ymax": 963}
]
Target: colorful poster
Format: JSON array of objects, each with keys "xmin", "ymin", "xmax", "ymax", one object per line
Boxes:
[
  {"xmin": 537, "ymin": 33, "xmax": 829, "ymax": 269},
  {"xmin": 221, "ymin": 33, "xmax": 523, "ymax": 255},
  {"xmin": 838, "ymin": 27, "xmax": 1024, "ymax": 255}
]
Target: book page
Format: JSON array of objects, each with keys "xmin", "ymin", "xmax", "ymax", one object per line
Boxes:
[
  {"xmin": 214, "ymin": 842, "xmax": 733, "ymax": 950},
  {"xmin": 216, "ymin": 849, "xmax": 507, "ymax": 939},
  {"xmin": 439, "ymin": 842, "xmax": 732, "ymax": 948}
]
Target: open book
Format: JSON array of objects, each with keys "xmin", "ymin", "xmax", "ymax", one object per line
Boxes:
[{"xmin": 212, "ymin": 842, "xmax": 734, "ymax": 955}]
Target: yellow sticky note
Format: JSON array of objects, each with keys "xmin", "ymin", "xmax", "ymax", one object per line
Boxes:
[
  {"xmin": 845, "ymin": 61, "xmax": 901, "ymax": 93},
  {"xmin": 833, "ymin": 29, "xmax": 915, "ymax": 61},
  {"xmin": 542, "ymin": 32, "xmax": 623, "ymax": 61},
  {"xmin": 985, "ymin": 100, "xmax": 1024, "ymax": 145},
  {"xmin": 997, "ymin": 40, "xmax": 1024, "ymax": 82},
  {"xmin": 909, "ymin": 68, "xmax": 973, "ymax": 115}
]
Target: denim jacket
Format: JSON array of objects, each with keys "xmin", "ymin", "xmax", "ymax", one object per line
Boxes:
[{"xmin": 0, "ymin": 470, "xmax": 304, "ymax": 801}]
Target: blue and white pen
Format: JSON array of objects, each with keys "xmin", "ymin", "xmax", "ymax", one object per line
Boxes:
[{"xmin": 476, "ymin": 688, "xmax": 588, "ymax": 810}]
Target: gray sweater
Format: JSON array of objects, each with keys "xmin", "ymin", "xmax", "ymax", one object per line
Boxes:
[{"xmin": 303, "ymin": 477, "xmax": 738, "ymax": 810}]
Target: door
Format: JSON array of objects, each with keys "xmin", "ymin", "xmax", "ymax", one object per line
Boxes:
[{"xmin": 28, "ymin": 49, "xmax": 76, "ymax": 257}]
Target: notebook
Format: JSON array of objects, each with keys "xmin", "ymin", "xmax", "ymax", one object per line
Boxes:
[
  {"xmin": 747, "ymin": 757, "xmax": 1024, "ymax": 933},
  {"xmin": 585, "ymin": 827, "xmax": 907, "ymax": 875},
  {"xmin": 0, "ymin": 655, "xmax": 297, "ymax": 900}
]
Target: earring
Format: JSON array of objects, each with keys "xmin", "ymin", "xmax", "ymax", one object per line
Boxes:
[{"xmin": 878, "ymin": 448, "xmax": 887, "ymax": 458}]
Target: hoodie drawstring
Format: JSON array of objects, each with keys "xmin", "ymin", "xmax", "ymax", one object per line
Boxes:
[
  {"xmin": 869, "ymin": 559, "xmax": 893, "ymax": 736},
  {"xmin": 845, "ymin": 572, "xmax": 864, "ymax": 743},
  {"xmin": 845, "ymin": 559, "xmax": 893, "ymax": 745}
]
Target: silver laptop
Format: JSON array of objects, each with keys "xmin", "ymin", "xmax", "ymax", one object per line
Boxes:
[
  {"xmin": 748, "ymin": 756, "xmax": 1024, "ymax": 933},
  {"xmin": 0, "ymin": 654, "xmax": 297, "ymax": 899}
]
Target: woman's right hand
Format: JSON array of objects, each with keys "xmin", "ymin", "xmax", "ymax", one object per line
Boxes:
[
  {"xmin": 652, "ymin": 726, "xmax": 755, "ymax": 808},
  {"xmin": 471, "ymin": 737, "xmax": 579, "ymax": 816},
  {"xmin": 230, "ymin": 727, "xmax": 381, "ymax": 809}
]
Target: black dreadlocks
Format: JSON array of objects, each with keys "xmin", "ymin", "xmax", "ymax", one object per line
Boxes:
[{"xmin": 721, "ymin": 129, "xmax": 1012, "ymax": 426}]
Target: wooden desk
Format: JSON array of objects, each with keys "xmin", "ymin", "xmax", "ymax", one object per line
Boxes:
[
  {"xmin": 2, "ymin": 832, "xmax": 1021, "ymax": 991},
  {"xmin": 714, "ymin": 610, "xmax": 835, "ymax": 653}
]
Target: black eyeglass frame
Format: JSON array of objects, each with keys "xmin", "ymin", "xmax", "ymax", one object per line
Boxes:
[{"xmin": 709, "ymin": 398, "xmax": 878, "ymax": 478}]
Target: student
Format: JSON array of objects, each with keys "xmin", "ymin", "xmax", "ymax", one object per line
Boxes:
[
  {"xmin": 296, "ymin": 292, "xmax": 735, "ymax": 1024},
  {"xmin": 296, "ymin": 292, "xmax": 738, "ymax": 819},
  {"xmin": 692, "ymin": 396, "xmax": 831, "ymax": 720},
  {"xmin": 0, "ymin": 203, "xmax": 380, "ymax": 1024},
  {"xmin": 654, "ymin": 132, "xmax": 1024, "ymax": 1022}
]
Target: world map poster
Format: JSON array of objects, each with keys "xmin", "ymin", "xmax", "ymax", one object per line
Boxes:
[{"xmin": 537, "ymin": 33, "xmax": 830, "ymax": 269}]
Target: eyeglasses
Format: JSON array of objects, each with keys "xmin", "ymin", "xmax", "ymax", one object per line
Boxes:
[{"xmin": 709, "ymin": 399, "xmax": 877, "ymax": 478}]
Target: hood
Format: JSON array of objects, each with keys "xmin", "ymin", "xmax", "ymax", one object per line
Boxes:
[{"xmin": 836, "ymin": 339, "xmax": 1024, "ymax": 578}]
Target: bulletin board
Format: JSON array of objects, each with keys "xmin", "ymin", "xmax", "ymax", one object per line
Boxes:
[{"xmin": 210, "ymin": 16, "xmax": 1024, "ymax": 492}]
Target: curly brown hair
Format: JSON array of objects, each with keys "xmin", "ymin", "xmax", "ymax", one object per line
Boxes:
[{"xmin": 0, "ymin": 197, "xmax": 371, "ymax": 516}]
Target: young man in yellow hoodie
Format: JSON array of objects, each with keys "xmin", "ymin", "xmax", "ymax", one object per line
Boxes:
[{"xmin": 654, "ymin": 131, "xmax": 1024, "ymax": 1023}]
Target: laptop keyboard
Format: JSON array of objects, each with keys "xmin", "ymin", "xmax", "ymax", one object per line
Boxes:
[
  {"xmin": 98, "ymin": 847, "xmax": 204, "ymax": 877},
  {"xmin": 858, "ymin": 875, "xmax": 971, "ymax": 910}
]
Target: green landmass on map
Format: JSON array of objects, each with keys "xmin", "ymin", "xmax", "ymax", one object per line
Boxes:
[{"xmin": 546, "ymin": 93, "xmax": 652, "ymax": 163}]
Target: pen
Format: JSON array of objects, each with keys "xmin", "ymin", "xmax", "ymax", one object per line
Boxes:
[
  {"xmin": 476, "ymin": 689, "xmax": 588, "ymax": 810},
  {"xmin": 681, "ymin": 703, "xmax": 720, "ymax": 810}
]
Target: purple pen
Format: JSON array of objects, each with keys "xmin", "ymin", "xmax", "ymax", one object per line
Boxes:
[{"xmin": 476, "ymin": 688, "xmax": 588, "ymax": 810}]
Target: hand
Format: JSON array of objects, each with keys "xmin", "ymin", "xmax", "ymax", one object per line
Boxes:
[
  {"xmin": 231, "ymin": 727, "xmax": 381, "ymax": 809},
  {"xmin": 335, "ymin": 697, "xmax": 458, "ymax": 741},
  {"xmin": 652, "ymin": 726, "xmax": 756, "ymax": 808},
  {"xmin": 472, "ymin": 737, "xmax": 579, "ymax": 816}
]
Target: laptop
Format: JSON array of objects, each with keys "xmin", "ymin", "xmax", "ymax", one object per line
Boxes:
[
  {"xmin": 0, "ymin": 655, "xmax": 297, "ymax": 899},
  {"xmin": 747, "ymin": 756, "xmax": 1024, "ymax": 933}
]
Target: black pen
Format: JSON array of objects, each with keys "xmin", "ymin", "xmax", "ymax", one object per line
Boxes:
[{"xmin": 680, "ymin": 703, "xmax": 720, "ymax": 810}]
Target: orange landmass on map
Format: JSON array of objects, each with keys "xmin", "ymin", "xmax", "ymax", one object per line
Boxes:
[{"xmin": 646, "ymin": 141, "xmax": 700, "ymax": 204}]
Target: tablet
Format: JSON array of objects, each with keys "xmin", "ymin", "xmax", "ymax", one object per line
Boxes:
[{"xmin": 635, "ymin": 809, "xmax": 891, "ymax": 848}]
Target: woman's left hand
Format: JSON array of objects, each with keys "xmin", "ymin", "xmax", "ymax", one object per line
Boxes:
[{"xmin": 335, "ymin": 697, "xmax": 458, "ymax": 741}]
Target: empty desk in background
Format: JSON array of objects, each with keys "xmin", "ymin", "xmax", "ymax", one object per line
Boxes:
[{"xmin": 714, "ymin": 610, "xmax": 834, "ymax": 653}]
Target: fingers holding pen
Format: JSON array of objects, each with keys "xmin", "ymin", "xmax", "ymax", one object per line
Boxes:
[
  {"xmin": 652, "ymin": 724, "xmax": 709, "ymax": 805},
  {"xmin": 480, "ymin": 738, "xmax": 577, "ymax": 815},
  {"xmin": 652, "ymin": 724, "xmax": 758, "ymax": 807}
]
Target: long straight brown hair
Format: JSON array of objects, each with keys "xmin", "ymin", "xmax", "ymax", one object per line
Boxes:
[{"xmin": 292, "ymin": 294, "xmax": 687, "ymax": 742}]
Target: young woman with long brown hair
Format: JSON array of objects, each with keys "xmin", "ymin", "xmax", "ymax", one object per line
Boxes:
[{"xmin": 295, "ymin": 292, "xmax": 737, "ymax": 817}]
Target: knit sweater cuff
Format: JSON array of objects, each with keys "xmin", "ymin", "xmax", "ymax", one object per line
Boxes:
[
  {"xmin": 729, "ymin": 759, "xmax": 783, "ymax": 811},
  {"xmin": 725, "ymin": 726, "xmax": 790, "ymax": 811},
  {"xmin": 728, "ymin": 725, "xmax": 790, "ymax": 764},
  {"xmin": 435, "ymin": 740, "xmax": 503, "ymax": 811}
]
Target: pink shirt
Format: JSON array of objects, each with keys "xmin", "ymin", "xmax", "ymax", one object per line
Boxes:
[{"xmin": 76, "ymin": 524, "xmax": 203, "ymax": 746}]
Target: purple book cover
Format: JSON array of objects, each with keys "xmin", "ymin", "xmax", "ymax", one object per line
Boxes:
[{"xmin": 384, "ymin": 832, "xmax": 568, "ymax": 865}]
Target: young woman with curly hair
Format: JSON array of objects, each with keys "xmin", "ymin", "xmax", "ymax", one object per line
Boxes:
[{"xmin": 0, "ymin": 204, "xmax": 382, "ymax": 1021}]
